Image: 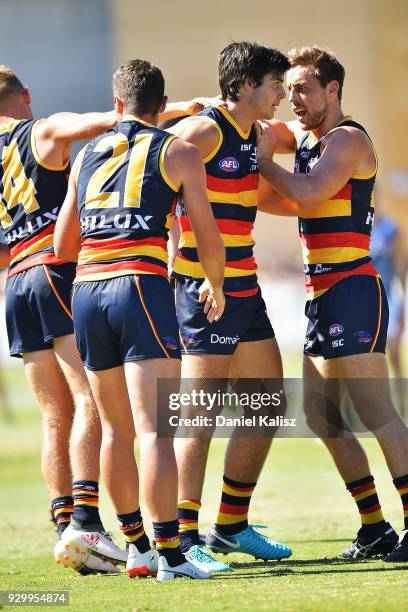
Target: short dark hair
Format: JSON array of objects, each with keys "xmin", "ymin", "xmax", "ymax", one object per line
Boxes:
[
  {"xmin": 0, "ymin": 66, "xmax": 25, "ymax": 103},
  {"xmin": 288, "ymin": 46, "xmax": 345, "ymax": 100},
  {"xmin": 218, "ymin": 41, "xmax": 290, "ymax": 101},
  {"xmin": 112, "ymin": 59, "xmax": 165, "ymax": 116}
]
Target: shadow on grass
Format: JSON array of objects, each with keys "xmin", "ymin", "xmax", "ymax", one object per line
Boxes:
[{"xmin": 211, "ymin": 560, "xmax": 408, "ymax": 580}]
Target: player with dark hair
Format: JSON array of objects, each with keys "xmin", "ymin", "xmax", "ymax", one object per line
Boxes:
[
  {"xmin": 167, "ymin": 41, "xmax": 292, "ymax": 569},
  {"xmin": 55, "ymin": 59, "xmax": 225, "ymax": 581},
  {"xmin": 0, "ymin": 65, "xmax": 127, "ymax": 573},
  {"xmin": 256, "ymin": 45, "xmax": 408, "ymax": 562}
]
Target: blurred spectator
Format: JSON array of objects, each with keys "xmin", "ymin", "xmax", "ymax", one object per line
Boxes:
[{"xmin": 371, "ymin": 204, "xmax": 407, "ymax": 416}]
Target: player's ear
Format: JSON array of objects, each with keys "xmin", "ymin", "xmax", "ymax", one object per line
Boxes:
[
  {"xmin": 159, "ymin": 95, "xmax": 168, "ymax": 115},
  {"xmin": 327, "ymin": 80, "xmax": 339, "ymax": 99},
  {"xmin": 114, "ymin": 96, "xmax": 123, "ymax": 115},
  {"xmin": 22, "ymin": 87, "xmax": 31, "ymax": 105}
]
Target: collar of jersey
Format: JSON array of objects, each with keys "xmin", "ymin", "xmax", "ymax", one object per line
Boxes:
[
  {"xmin": 121, "ymin": 114, "xmax": 155, "ymax": 128},
  {"xmin": 216, "ymin": 106, "xmax": 251, "ymax": 140}
]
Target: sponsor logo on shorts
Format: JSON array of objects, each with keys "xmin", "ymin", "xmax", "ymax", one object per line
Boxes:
[
  {"xmin": 219, "ymin": 157, "xmax": 240, "ymax": 173},
  {"xmin": 354, "ymin": 331, "xmax": 372, "ymax": 343},
  {"xmin": 210, "ymin": 333, "xmax": 239, "ymax": 345},
  {"xmin": 332, "ymin": 339, "xmax": 345, "ymax": 348},
  {"xmin": 162, "ymin": 336, "xmax": 178, "ymax": 351},
  {"xmin": 329, "ymin": 323, "xmax": 344, "ymax": 337},
  {"xmin": 184, "ymin": 333, "xmax": 198, "ymax": 346}
]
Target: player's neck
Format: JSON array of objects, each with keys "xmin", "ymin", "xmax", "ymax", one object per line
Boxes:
[
  {"xmin": 0, "ymin": 107, "xmax": 32, "ymax": 122},
  {"xmin": 121, "ymin": 109, "xmax": 158, "ymax": 127},
  {"xmin": 311, "ymin": 108, "xmax": 345, "ymax": 140},
  {"xmin": 223, "ymin": 101, "xmax": 254, "ymax": 134}
]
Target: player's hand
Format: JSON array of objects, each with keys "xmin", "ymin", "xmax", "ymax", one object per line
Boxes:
[
  {"xmin": 198, "ymin": 279, "xmax": 225, "ymax": 323},
  {"xmin": 184, "ymin": 96, "xmax": 222, "ymax": 115},
  {"xmin": 255, "ymin": 121, "xmax": 278, "ymax": 161}
]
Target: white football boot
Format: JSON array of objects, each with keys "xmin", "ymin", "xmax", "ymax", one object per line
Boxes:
[
  {"xmin": 61, "ymin": 525, "xmax": 128, "ymax": 565},
  {"xmin": 126, "ymin": 544, "xmax": 158, "ymax": 578},
  {"xmin": 156, "ymin": 556, "xmax": 212, "ymax": 582},
  {"xmin": 54, "ymin": 539, "xmax": 120, "ymax": 574}
]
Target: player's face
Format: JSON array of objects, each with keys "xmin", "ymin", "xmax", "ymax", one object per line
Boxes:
[
  {"xmin": 249, "ymin": 73, "xmax": 286, "ymax": 120},
  {"xmin": 287, "ymin": 66, "xmax": 329, "ymax": 129}
]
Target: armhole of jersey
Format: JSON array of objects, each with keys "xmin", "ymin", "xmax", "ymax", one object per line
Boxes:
[
  {"xmin": 327, "ymin": 124, "xmax": 378, "ymax": 180},
  {"xmin": 159, "ymin": 135, "xmax": 179, "ymax": 193},
  {"xmin": 202, "ymin": 119, "xmax": 223, "ymax": 164},
  {"xmin": 351, "ymin": 144, "xmax": 378, "ymax": 180},
  {"xmin": 30, "ymin": 120, "xmax": 70, "ymax": 172}
]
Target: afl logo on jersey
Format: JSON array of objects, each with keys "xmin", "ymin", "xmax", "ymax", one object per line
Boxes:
[{"xmin": 219, "ymin": 157, "xmax": 240, "ymax": 172}]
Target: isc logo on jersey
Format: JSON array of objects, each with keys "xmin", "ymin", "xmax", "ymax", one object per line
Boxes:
[{"xmin": 219, "ymin": 157, "xmax": 240, "ymax": 173}]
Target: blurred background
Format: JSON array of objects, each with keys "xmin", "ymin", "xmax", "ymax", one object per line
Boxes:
[{"xmin": 0, "ymin": 0, "xmax": 406, "ymax": 409}]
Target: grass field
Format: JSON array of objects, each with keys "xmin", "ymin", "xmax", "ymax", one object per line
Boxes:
[{"xmin": 1, "ymin": 360, "xmax": 408, "ymax": 612}]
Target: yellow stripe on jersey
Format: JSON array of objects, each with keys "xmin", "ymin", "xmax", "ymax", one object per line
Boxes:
[
  {"xmin": 179, "ymin": 231, "xmax": 254, "ymax": 249},
  {"xmin": 207, "ymin": 188, "xmax": 258, "ymax": 207},
  {"xmin": 73, "ymin": 269, "xmax": 157, "ymax": 283},
  {"xmin": 173, "ymin": 257, "xmax": 256, "ymax": 278},
  {"xmin": 202, "ymin": 119, "xmax": 223, "ymax": 164},
  {"xmin": 299, "ymin": 199, "xmax": 351, "ymax": 219},
  {"xmin": 11, "ymin": 234, "xmax": 53, "ymax": 264},
  {"xmin": 159, "ymin": 135, "xmax": 178, "ymax": 191},
  {"xmin": 303, "ymin": 246, "xmax": 369, "ymax": 265},
  {"xmin": 77, "ymin": 244, "xmax": 168, "ymax": 265},
  {"xmin": 217, "ymin": 106, "xmax": 251, "ymax": 140}
]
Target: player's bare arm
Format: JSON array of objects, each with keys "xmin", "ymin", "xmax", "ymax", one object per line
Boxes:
[
  {"xmin": 258, "ymin": 174, "xmax": 299, "ymax": 216},
  {"xmin": 256, "ymin": 124, "xmax": 375, "ymax": 209},
  {"xmin": 34, "ymin": 110, "xmax": 119, "ymax": 168},
  {"xmin": 165, "ymin": 137, "xmax": 225, "ymax": 322},
  {"xmin": 265, "ymin": 119, "xmax": 297, "ymax": 153},
  {"xmin": 54, "ymin": 151, "xmax": 83, "ymax": 261},
  {"xmin": 167, "ymin": 115, "xmax": 221, "ymax": 160}
]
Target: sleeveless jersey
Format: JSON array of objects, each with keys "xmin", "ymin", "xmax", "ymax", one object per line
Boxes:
[
  {"xmin": 173, "ymin": 106, "xmax": 259, "ymax": 297},
  {"xmin": 0, "ymin": 119, "xmax": 69, "ymax": 276},
  {"xmin": 74, "ymin": 116, "xmax": 178, "ymax": 283},
  {"xmin": 295, "ymin": 116, "xmax": 377, "ymax": 300}
]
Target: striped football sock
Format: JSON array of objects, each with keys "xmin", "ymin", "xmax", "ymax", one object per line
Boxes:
[
  {"xmin": 72, "ymin": 480, "xmax": 102, "ymax": 528},
  {"xmin": 153, "ymin": 519, "xmax": 185, "ymax": 567},
  {"xmin": 346, "ymin": 475, "xmax": 386, "ymax": 531},
  {"xmin": 215, "ymin": 475, "xmax": 256, "ymax": 535},
  {"xmin": 117, "ymin": 508, "xmax": 151, "ymax": 553},
  {"xmin": 393, "ymin": 474, "xmax": 408, "ymax": 530},
  {"xmin": 178, "ymin": 499, "xmax": 201, "ymax": 552},
  {"xmin": 51, "ymin": 496, "xmax": 74, "ymax": 535}
]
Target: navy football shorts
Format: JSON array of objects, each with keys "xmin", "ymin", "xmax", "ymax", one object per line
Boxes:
[
  {"xmin": 5, "ymin": 263, "xmax": 75, "ymax": 358},
  {"xmin": 304, "ymin": 275, "xmax": 388, "ymax": 360},
  {"xmin": 175, "ymin": 277, "xmax": 274, "ymax": 355},
  {"xmin": 72, "ymin": 274, "xmax": 181, "ymax": 371}
]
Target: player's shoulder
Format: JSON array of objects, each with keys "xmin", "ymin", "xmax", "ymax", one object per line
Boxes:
[{"xmin": 324, "ymin": 122, "xmax": 371, "ymax": 151}]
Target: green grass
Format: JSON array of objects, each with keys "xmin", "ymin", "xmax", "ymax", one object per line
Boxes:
[{"xmin": 1, "ymin": 362, "xmax": 408, "ymax": 611}]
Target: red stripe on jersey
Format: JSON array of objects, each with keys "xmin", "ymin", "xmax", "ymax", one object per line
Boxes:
[
  {"xmin": 305, "ymin": 262, "xmax": 377, "ymax": 295},
  {"xmin": 75, "ymin": 260, "xmax": 168, "ymax": 278},
  {"xmin": 8, "ymin": 252, "xmax": 68, "ymax": 277},
  {"xmin": 225, "ymin": 287, "xmax": 259, "ymax": 297},
  {"xmin": 80, "ymin": 236, "xmax": 167, "ymax": 250},
  {"xmin": 206, "ymin": 173, "xmax": 259, "ymax": 193},
  {"xmin": 178, "ymin": 215, "xmax": 253, "ymax": 236},
  {"xmin": 330, "ymin": 184, "xmax": 352, "ymax": 200},
  {"xmin": 227, "ymin": 257, "xmax": 257, "ymax": 270},
  {"xmin": 9, "ymin": 223, "xmax": 55, "ymax": 260},
  {"xmin": 300, "ymin": 232, "xmax": 370, "ymax": 250}
]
